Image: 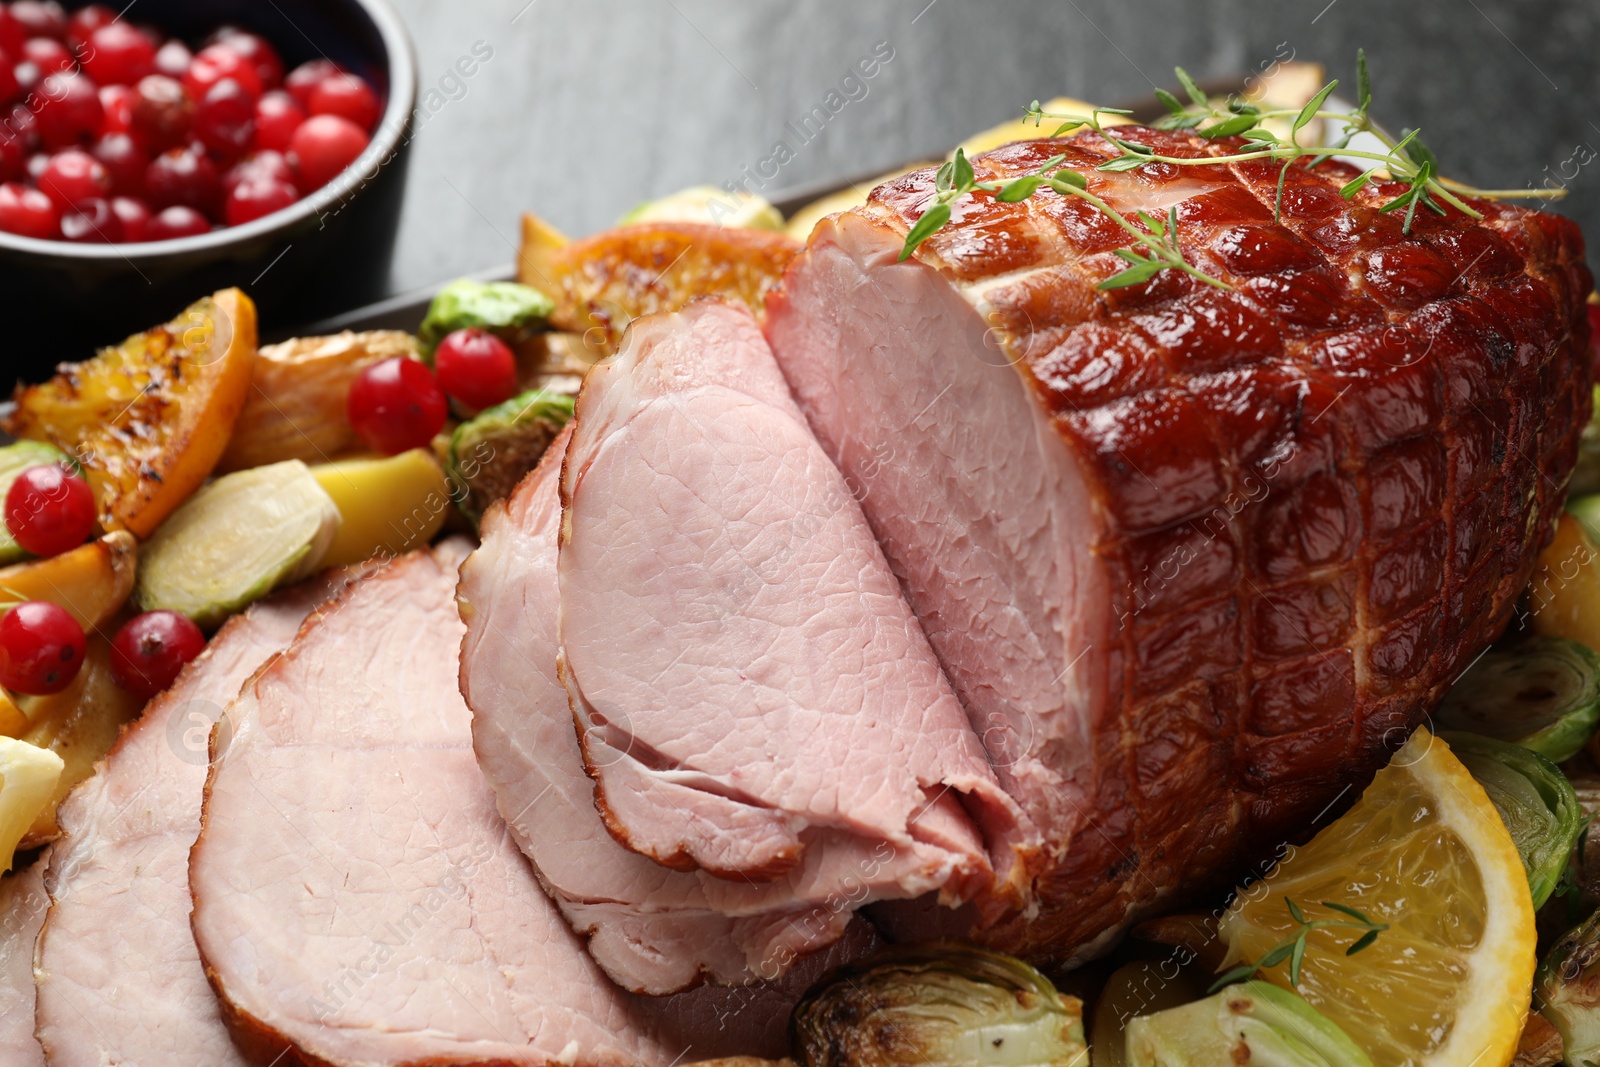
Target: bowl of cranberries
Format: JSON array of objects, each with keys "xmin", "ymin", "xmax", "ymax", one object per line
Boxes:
[{"xmin": 0, "ymin": 0, "xmax": 416, "ymax": 378}]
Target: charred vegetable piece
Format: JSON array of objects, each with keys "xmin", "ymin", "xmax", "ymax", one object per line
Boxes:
[
  {"xmin": 1445, "ymin": 732, "xmax": 1583, "ymax": 910},
  {"xmin": 135, "ymin": 461, "xmax": 340, "ymax": 629},
  {"xmin": 446, "ymin": 389, "xmax": 574, "ymax": 527},
  {"xmin": 0, "ymin": 737, "xmax": 62, "ymax": 872},
  {"xmin": 620, "ymin": 185, "xmax": 784, "ymax": 231},
  {"xmin": 1568, "ymin": 387, "xmax": 1600, "ymax": 498},
  {"xmin": 1538, "ymin": 906, "xmax": 1600, "ymax": 1065},
  {"xmin": 791, "ymin": 942, "xmax": 1086, "ymax": 1067},
  {"xmin": 1438, "ymin": 637, "xmax": 1600, "ymax": 762},
  {"xmin": 0, "ymin": 441, "xmax": 76, "ymax": 566},
  {"xmin": 4, "ymin": 289, "xmax": 257, "ymax": 539},
  {"xmin": 0, "ymin": 532, "xmax": 136, "ymax": 633},
  {"xmin": 1093, "ymin": 960, "xmax": 1211, "ymax": 1067},
  {"xmin": 1125, "ymin": 981, "xmax": 1373, "ymax": 1067},
  {"xmin": 418, "ymin": 279, "xmax": 554, "ymax": 358}
]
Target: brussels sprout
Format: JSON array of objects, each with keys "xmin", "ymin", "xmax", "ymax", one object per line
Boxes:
[
  {"xmin": 1437, "ymin": 637, "xmax": 1600, "ymax": 762},
  {"xmin": 135, "ymin": 461, "xmax": 340, "ymax": 629},
  {"xmin": 790, "ymin": 942, "xmax": 1087, "ymax": 1067},
  {"xmin": 619, "ymin": 184, "xmax": 785, "ymax": 231},
  {"xmin": 446, "ymin": 389, "xmax": 574, "ymax": 527},
  {"xmin": 1125, "ymin": 981, "xmax": 1373, "ymax": 1067},
  {"xmin": 1568, "ymin": 387, "xmax": 1600, "ymax": 497},
  {"xmin": 0, "ymin": 440, "xmax": 76, "ymax": 565},
  {"xmin": 1571, "ymin": 493, "xmax": 1600, "ymax": 549},
  {"xmin": 418, "ymin": 279, "xmax": 555, "ymax": 358},
  {"xmin": 1444, "ymin": 731, "xmax": 1584, "ymax": 910},
  {"xmin": 1538, "ymin": 906, "xmax": 1600, "ymax": 1065}
]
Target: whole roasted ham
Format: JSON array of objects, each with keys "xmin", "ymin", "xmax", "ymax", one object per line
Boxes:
[{"xmin": 764, "ymin": 128, "xmax": 1595, "ymax": 960}]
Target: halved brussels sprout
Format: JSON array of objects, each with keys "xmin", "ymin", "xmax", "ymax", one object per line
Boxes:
[
  {"xmin": 1124, "ymin": 981, "xmax": 1373, "ymax": 1067},
  {"xmin": 1444, "ymin": 731, "xmax": 1584, "ymax": 910},
  {"xmin": 418, "ymin": 279, "xmax": 555, "ymax": 358},
  {"xmin": 446, "ymin": 389, "xmax": 574, "ymax": 527},
  {"xmin": 619, "ymin": 184, "xmax": 784, "ymax": 231},
  {"xmin": 1538, "ymin": 906, "xmax": 1600, "ymax": 1066},
  {"xmin": 791, "ymin": 942, "xmax": 1086, "ymax": 1067},
  {"xmin": 1567, "ymin": 387, "xmax": 1600, "ymax": 498},
  {"xmin": 1437, "ymin": 636, "xmax": 1600, "ymax": 762},
  {"xmin": 0, "ymin": 440, "xmax": 76, "ymax": 566}
]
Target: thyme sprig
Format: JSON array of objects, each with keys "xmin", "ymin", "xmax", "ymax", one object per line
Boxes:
[
  {"xmin": 899, "ymin": 51, "xmax": 1567, "ymax": 291},
  {"xmin": 1207, "ymin": 896, "xmax": 1388, "ymax": 994}
]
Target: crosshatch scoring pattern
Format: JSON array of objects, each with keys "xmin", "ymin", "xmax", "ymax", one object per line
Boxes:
[{"xmin": 864, "ymin": 126, "xmax": 1595, "ymax": 957}]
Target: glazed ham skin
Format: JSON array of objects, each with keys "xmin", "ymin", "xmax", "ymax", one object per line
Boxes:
[
  {"xmin": 555, "ymin": 301, "xmax": 1025, "ymax": 931},
  {"xmin": 33, "ymin": 575, "xmax": 353, "ymax": 1067},
  {"xmin": 764, "ymin": 128, "xmax": 1595, "ymax": 961},
  {"xmin": 461, "ymin": 423, "xmax": 882, "ymax": 996}
]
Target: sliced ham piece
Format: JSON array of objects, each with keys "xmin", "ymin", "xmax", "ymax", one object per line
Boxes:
[
  {"xmin": 764, "ymin": 130, "xmax": 1595, "ymax": 960},
  {"xmin": 34, "ymin": 574, "xmax": 356, "ymax": 1067},
  {"xmin": 462, "ymin": 424, "xmax": 880, "ymax": 995},
  {"xmin": 0, "ymin": 859, "xmax": 47, "ymax": 1067}
]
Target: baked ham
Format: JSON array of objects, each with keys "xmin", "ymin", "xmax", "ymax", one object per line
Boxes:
[
  {"xmin": 0, "ymin": 860, "xmax": 46, "ymax": 1066},
  {"xmin": 764, "ymin": 129, "xmax": 1595, "ymax": 961},
  {"xmin": 34, "ymin": 574, "xmax": 356, "ymax": 1066}
]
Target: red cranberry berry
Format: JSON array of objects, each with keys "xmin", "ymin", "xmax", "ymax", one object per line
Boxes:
[
  {"xmin": 194, "ymin": 76, "xmax": 255, "ymax": 160},
  {"xmin": 207, "ymin": 28, "xmax": 282, "ymax": 90},
  {"xmin": 153, "ymin": 38, "xmax": 190, "ymax": 78},
  {"xmin": 222, "ymin": 149, "xmax": 293, "ymax": 196},
  {"xmin": 11, "ymin": 60, "xmax": 40, "ymax": 97},
  {"xmin": 253, "ymin": 89, "xmax": 303, "ymax": 153},
  {"xmin": 0, "ymin": 9, "xmax": 23, "ymax": 55},
  {"xmin": 66, "ymin": 3, "xmax": 115, "ymax": 46},
  {"xmin": 6, "ymin": 102, "xmax": 38, "ymax": 146},
  {"xmin": 109, "ymin": 610, "xmax": 206, "ymax": 698},
  {"xmin": 307, "ymin": 73, "xmax": 378, "ymax": 131},
  {"xmin": 143, "ymin": 203, "xmax": 208, "ymax": 239},
  {"xmin": 0, "ymin": 181, "xmax": 58, "ymax": 237},
  {"xmin": 144, "ymin": 143, "xmax": 219, "ymax": 216},
  {"xmin": 4, "ymin": 464, "xmax": 94, "ymax": 556},
  {"xmin": 35, "ymin": 71, "xmax": 102, "ymax": 148},
  {"xmin": 91, "ymin": 131, "xmax": 145, "ymax": 195},
  {"xmin": 0, "ymin": 132, "xmax": 22, "ymax": 182},
  {"xmin": 23, "ymin": 36, "xmax": 73, "ymax": 75},
  {"xmin": 37, "ymin": 147, "xmax": 110, "ymax": 209},
  {"xmin": 98, "ymin": 82, "xmax": 136, "ymax": 131},
  {"xmin": 0, "ymin": 59, "xmax": 18, "ymax": 104},
  {"xmin": 182, "ymin": 42, "xmax": 261, "ymax": 102},
  {"xmin": 347, "ymin": 357, "xmax": 448, "ymax": 455},
  {"xmin": 9, "ymin": 2, "xmax": 68, "ymax": 41},
  {"xmin": 434, "ymin": 328, "xmax": 518, "ymax": 410},
  {"xmin": 223, "ymin": 175, "xmax": 295, "ymax": 226},
  {"xmin": 0, "ymin": 601, "xmax": 85, "ymax": 695},
  {"xmin": 288, "ymin": 113, "xmax": 367, "ymax": 191},
  {"xmin": 131, "ymin": 74, "xmax": 194, "ymax": 152},
  {"xmin": 81, "ymin": 21, "xmax": 156, "ymax": 85},
  {"xmin": 110, "ymin": 194, "xmax": 149, "ymax": 240},
  {"xmin": 60, "ymin": 196, "xmax": 121, "ymax": 241},
  {"xmin": 284, "ymin": 58, "xmax": 341, "ymax": 109}
]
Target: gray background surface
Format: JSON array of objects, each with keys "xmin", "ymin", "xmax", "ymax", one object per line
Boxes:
[{"xmin": 377, "ymin": 0, "xmax": 1599, "ymax": 299}]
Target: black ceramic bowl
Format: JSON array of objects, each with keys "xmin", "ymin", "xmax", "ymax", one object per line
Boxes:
[{"xmin": 0, "ymin": 0, "xmax": 417, "ymax": 382}]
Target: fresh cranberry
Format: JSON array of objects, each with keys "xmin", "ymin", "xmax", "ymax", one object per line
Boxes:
[
  {"xmin": 23, "ymin": 36, "xmax": 73, "ymax": 75},
  {"xmin": 144, "ymin": 143, "xmax": 219, "ymax": 215},
  {"xmin": 0, "ymin": 132, "xmax": 20, "ymax": 181},
  {"xmin": 347, "ymin": 357, "xmax": 448, "ymax": 455},
  {"xmin": 110, "ymin": 194, "xmax": 148, "ymax": 239},
  {"xmin": 90, "ymin": 132, "xmax": 143, "ymax": 195},
  {"xmin": 0, "ymin": 601, "xmax": 85, "ymax": 695},
  {"xmin": 434, "ymin": 328, "xmax": 518, "ymax": 410},
  {"xmin": 0, "ymin": 180, "xmax": 57, "ymax": 237},
  {"xmin": 66, "ymin": 3, "xmax": 115, "ymax": 46},
  {"xmin": 182, "ymin": 43, "xmax": 261, "ymax": 103},
  {"xmin": 206, "ymin": 28, "xmax": 281, "ymax": 91},
  {"xmin": 194, "ymin": 76, "xmax": 254, "ymax": 160},
  {"xmin": 98, "ymin": 82, "xmax": 136, "ymax": 131},
  {"xmin": 307, "ymin": 73, "xmax": 378, "ymax": 132},
  {"xmin": 288, "ymin": 113, "xmax": 366, "ymax": 191},
  {"xmin": 60, "ymin": 196, "xmax": 121, "ymax": 241},
  {"xmin": 4, "ymin": 464, "xmax": 94, "ymax": 557},
  {"xmin": 37, "ymin": 147, "xmax": 109, "ymax": 209},
  {"xmin": 6, "ymin": 102, "xmax": 37, "ymax": 146},
  {"xmin": 284, "ymin": 58, "xmax": 341, "ymax": 110},
  {"xmin": 143, "ymin": 202, "xmax": 207, "ymax": 239},
  {"xmin": 153, "ymin": 38, "xmax": 190, "ymax": 78},
  {"xmin": 222, "ymin": 149, "xmax": 293, "ymax": 196},
  {"xmin": 130, "ymin": 74, "xmax": 192, "ymax": 152},
  {"xmin": 223, "ymin": 174, "xmax": 295, "ymax": 226},
  {"xmin": 11, "ymin": 59, "xmax": 39, "ymax": 95},
  {"xmin": 0, "ymin": 57, "xmax": 17, "ymax": 104},
  {"xmin": 253, "ymin": 89, "xmax": 302, "ymax": 153},
  {"xmin": 109, "ymin": 610, "xmax": 206, "ymax": 698},
  {"xmin": 35, "ymin": 71, "xmax": 101, "ymax": 148},
  {"xmin": 81, "ymin": 21, "xmax": 156, "ymax": 85},
  {"xmin": 0, "ymin": 9, "xmax": 22, "ymax": 56},
  {"xmin": 9, "ymin": 2, "xmax": 68, "ymax": 41}
]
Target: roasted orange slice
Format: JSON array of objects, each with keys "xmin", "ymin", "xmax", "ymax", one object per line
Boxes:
[
  {"xmin": 6, "ymin": 289, "xmax": 258, "ymax": 538},
  {"xmin": 518, "ymin": 214, "xmax": 801, "ymax": 356}
]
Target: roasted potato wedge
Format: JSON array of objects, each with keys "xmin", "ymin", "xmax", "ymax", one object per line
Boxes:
[
  {"xmin": 518, "ymin": 214, "xmax": 801, "ymax": 356},
  {"xmin": 217, "ymin": 330, "xmax": 420, "ymax": 473},
  {"xmin": 310, "ymin": 450, "xmax": 450, "ymax": 568},
  {"xmin": 0, "ymin": 532, "xmax": 137, "ymax": 634},
  {"xmin": 5, "ymin": 289, "xmax": 258, "ymax": 538},
  {"xmin": 16, "ymin": 631, "xmax": 144, "ymax": 846}
]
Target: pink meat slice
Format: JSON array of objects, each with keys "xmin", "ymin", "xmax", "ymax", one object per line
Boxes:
[
  {"xmin": 0, "ymin": 859, "xmax": 47, "ymax": 1067},
  {"xmin": 33, "ymin": 574, "xmax": 355, "ymax": 1067},
  {"xmin": 461, "ymin": 426, "xmax": 880, "ymax": 995},
  {"xmin": 557, "ymin": 302, "xmax": 1025, "ymax": 903}
]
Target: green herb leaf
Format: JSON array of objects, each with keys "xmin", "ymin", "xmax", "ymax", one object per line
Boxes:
[
  {"xmin": 1155, "ymin": 87, "xmax": 1186, "ymax": 116},
  {"xmin": 1051, "ymin": 169, "xmax": 1087, "ymax": 189},
  {"xmin": 996, "ymin": 175, "xmax": 1046, "ymax": 202},
  {"xmin": 1320, "ymin": 901, "xmax": 1375, "ymax": 924},
  {"xmin": 1340, "ymin": 168, "xmax": 1377, "ymax": 198},
  {"xmin": 1097, "ymin": 260, "xmax": 1164, "ymax": 289},
  {"xmin": 1401, "ymin": 128, "xmax": 1439, "ymax": 171},
  {"xmin": 1294, "ymin": 79, "xmax": 1338, "ymax": 137},
  {"xmin": 934, "ymin": 160, "xmax": 954, "ymax": 193},
  {"xmin": 1347, "ymin": 929, "xmax": 1381, "ymax": 956},
  {"xmin": 898, "ymin": 201, "xmax": 951, "ymax": 261},
  {"xmin": 1289, "ymin": 932, "xmax": 1308, "ymax": 986},
  {"xmin": 1050, "ymin": 120, "xmax": 1087, "ymax": 137},
  {"xmin": 1097, "ymin": 154, "xmax": 1148, "ymax": 173},
  {"xmin": 1258, "ymin": 942, "xmax": 1294, "ymax": 970},
  {"xmin": 1174, "ymin": 66, "xmax": 1207, "ymax": 107},
  {"xmin": 1274, "ymin": 158, "xmax": 1292, "ymax": 221},
  {"xmin": 1112, "ymin": 247, "xmax": 1152, "ymax": 265},
  {"xmin": 1285, "ymin": 898, "xmax": 1308, "ymax": 924},
  {"xmin": 1356, "ymin": 49, "xmax": 1371, "ymax": 112},
  {"xmin": 952, "ymin": 148, "xmax": 974, "ymax": 190},
  {"xmin": 1206, "ymin": 964, "xmax": 1258, "ymax": 994},
  {"xmin": 1199, "ymin": 113, "xmax": 1257, "ymax": 139}
]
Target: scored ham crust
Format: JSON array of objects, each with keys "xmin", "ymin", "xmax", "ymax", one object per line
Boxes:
[{"xmin": 765, "ymin": 127, "xmax": 1595, "ymax": 960}]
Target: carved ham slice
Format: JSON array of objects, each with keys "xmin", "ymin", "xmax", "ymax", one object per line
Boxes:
[{"xmin": 0, "ymin": 860, "xmax": 47, "ymax": 1067}]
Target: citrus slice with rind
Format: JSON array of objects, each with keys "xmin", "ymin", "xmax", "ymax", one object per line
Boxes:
[{"xmin": 1217, "ymin": 727, "xmax": 1536, "ymax": 1067}]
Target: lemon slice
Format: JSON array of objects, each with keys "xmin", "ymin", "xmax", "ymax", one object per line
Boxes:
[{"xmin": 1217, "ymin": 727, "xmax": 1536, "ymax": 1067}]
